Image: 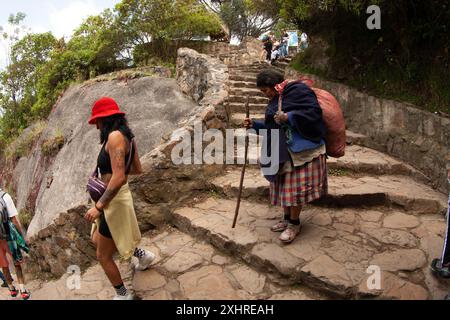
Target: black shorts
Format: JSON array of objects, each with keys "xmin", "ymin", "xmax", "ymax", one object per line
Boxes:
[{"xmin": 99, "ymin": 214, "xmax": 113, "ymax": 239}]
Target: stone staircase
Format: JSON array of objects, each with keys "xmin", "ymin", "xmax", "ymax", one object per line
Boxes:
[
  {"xmin": 167, "ymin": 143, "xmax": 448, "ymax": 299},
  {"xmin": 226, "ymin": 60, "xmax": 287, "ymax": 127},
  {"xmin": 143, "ymin": 54, "xmax": 450, "ymax": 300}
]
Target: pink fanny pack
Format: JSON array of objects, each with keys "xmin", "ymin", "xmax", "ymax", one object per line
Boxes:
[{"xmin": 86, "ymin": 140, "xmax": 134, "ymax": 202}]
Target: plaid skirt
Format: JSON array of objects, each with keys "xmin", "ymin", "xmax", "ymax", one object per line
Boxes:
[{"xmin": 270, "ymin": 154, "xmax": 328, "ymax": 207}]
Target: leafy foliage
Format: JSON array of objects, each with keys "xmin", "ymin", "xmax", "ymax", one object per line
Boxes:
[
  {"xmin": 0, "ymin": 1, "xmax": 222, "ymax": 148},
  {"xmin": 200, "ymin": 0, "xmax": 280, "ymax": 40},
  {"xmin": 282, "ymin": 0, "xmax": 450, "ymax": 113}
]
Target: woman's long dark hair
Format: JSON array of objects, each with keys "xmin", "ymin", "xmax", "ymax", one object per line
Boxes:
[{"xmin": 99, "ymin": 114, "xmax": 135, "ymax": 144}]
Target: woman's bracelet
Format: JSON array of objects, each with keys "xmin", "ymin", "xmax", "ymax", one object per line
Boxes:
[{"xmin": 95, "ymin": 204, "xmax": 104, "ymax": 212}]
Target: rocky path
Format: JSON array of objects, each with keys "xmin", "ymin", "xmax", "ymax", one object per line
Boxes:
[
  {"xmin": 0, "ymin": 262, "xmax": 132, "ymax": 300},
  {"xmin": 168, "ymin": 150, "xmax": 448, "ymax": 299}
]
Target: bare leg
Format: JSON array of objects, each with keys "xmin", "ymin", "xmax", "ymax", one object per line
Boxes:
[
  {"xmin": 289, "ymin": 206, "xmax": 302, "ymax": 221},
  {"xmin": 95, "ymin": 230, "xmax": 123, "ymax": 287},
  {"xmin": 2, "ymin": 267, "xmax": 14, "ymax": 286},
  {"xmin": 14, "ymin": 264, "xmax": 25, "ymax": 287}
]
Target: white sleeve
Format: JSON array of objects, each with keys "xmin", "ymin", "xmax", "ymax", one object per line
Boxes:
[{"xmin": 3, "ymin": 194, "xmax": 18, "ymax": 218}]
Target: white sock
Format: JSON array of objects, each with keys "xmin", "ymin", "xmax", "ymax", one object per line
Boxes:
[{"xmin": 19, "ymin": 283, "xmax": 25, "ymax": 292}]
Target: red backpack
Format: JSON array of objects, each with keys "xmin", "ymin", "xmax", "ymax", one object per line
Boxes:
[{"xmin": 275, "ymin": 78, "xmax": 346, "ymax": 158}]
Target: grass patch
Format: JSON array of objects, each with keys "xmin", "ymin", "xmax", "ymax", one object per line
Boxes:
[
  {"xmin": 328, "ymin": 168, "xmax": 351, "ymax": 177},
  {"xmin": 41, "ymin": 128, "xmax": 65, "ymax": 157},
  {"xmin": 19, "ymin": 209, "xmax": 33, "ymax": 231},
  {"xmin": 207, "ymin": 189, "xmax": 222, "ymax": 199}
]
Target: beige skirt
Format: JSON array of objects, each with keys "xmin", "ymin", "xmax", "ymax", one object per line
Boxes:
[{"xmin": 91, "ymin": 183, "xmax": 142, "ymax": 261}]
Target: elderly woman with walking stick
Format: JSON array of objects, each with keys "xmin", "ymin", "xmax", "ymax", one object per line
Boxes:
[{"xmin": 244, "ymin": 69, "xmax": 328, "ymax": 244}]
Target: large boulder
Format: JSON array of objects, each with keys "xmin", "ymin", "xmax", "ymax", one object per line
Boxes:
[{"xmin": 24, "ymin": 76, "xmax": 198, "ymax": 238}]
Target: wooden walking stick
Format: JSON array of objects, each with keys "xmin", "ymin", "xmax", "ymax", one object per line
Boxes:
[{"xmin": 232, "ymin": 95, "xmax": 250, "ymax": 229}]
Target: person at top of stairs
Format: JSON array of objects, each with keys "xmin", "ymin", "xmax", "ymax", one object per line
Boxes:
[
  {"xmin": 261, "ymin": 35, "xmax": 273, "ymax": 64},
  {"xmin": 243, "ymin": 69, "xmax": 328, "ymax": 244}
]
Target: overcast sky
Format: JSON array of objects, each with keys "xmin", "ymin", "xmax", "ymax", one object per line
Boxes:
[{"xmin": 0, "ymin": 0, "xmax": 121, "ymax": 69}]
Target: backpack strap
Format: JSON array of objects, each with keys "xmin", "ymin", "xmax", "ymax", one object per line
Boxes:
[{"xmin": 0, "ymin": 191, "xmax": 9, "ymax": 223}]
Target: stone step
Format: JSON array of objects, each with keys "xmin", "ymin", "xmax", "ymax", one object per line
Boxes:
[
  {"xmin": 228, "ymin": 95, "xmax": 269, "ymax": 104},
  {"xmin": 346, "ymin": 131, "xmax": 369, "ymax": 146},
  {"xmin": 230, "ymin": 112, "xmax": 265, "ymax": 127},
  {"xmin": 228, "ymin": 102, "xmax": 267, "ymax": 113},
  {"xmin": 134, "ymin": 228, "xmax": 326, "ymax": 300},
  {"xmin": 171, "ymin": 197, "xmax": 446, "ymax": 299},
  {"xmin": 227, "ymin": 71, "xmax": 260, "ymax": 76},
  {"xmin": 226, "ymin": 137, "xmax": 432, "ymax": 182},
  {"xmin": 210, "ymin": 168, "xmax": 447, "ymax": 215},
  {"xmin": 229, "ymin": 75, "xmax": 257, "ymax": 82},
  {"xmin": 229, "ymin": 88, "xmax": 265, "ymax": 97},
  {"xmin": 228, "ymin": 80, "xmax": 258, "ymax": 89}
]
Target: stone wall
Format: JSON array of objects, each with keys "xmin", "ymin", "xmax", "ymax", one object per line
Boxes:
[
  {"xmin": 286, "ymin": 68, "xmax": 450, "ymax": 192},
  {"xmin": 25, "ymin": 206, "xmax": 95, "ymax": 280},
  {"xmin": 176, "ymin": 47, "xmax": 229, "ymax": 121},
  {"xmin": 136, "ymin": 37, "xmax": 262, "ymax": 67}
]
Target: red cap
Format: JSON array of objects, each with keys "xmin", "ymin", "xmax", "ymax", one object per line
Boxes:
[{"xmin": 88, "ymin": 97, "xmax": 126, "ymax": 125}]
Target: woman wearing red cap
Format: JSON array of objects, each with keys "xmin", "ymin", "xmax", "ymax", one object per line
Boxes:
[{"xmin": 85, "ymin": 97, "xmax": 155, "ymax": 300}]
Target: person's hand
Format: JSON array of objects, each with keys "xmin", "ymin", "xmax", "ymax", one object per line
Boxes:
[
  {"xmin": 274, "ymin": 111, "xmax": 288, "ymax": 125},
  {"xmin": 243, "ymin": 118, "xmax": 253, "ymax": 129},
  {"xmin": 85, "ymin": 207, "xmax": 102, "ymax": 223}
]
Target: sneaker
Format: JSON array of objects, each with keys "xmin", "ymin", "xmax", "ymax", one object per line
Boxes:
[
  {"xmin": 9, "ymin": 287, "xmax": 18, "ymax": 298},
  {"xmin": 113, "ymin": 293, "xmax": 134, "ymax": 300},
  {"xmin": 20, "ymin": 290, "xmax": 31, "ymax": 300},
  {"xmin": 271, "ymin": 220, "xmax": 289, "ymax": 232},
  {"xmin": 279, "ymin": 224, "xmax": 301, "ymax": 244},
  {"xmin": 135, "ymin": 250, "xmax": 156, "ymax": 271},
  {"xmin": 431, "ymin": 259, "xmax": 450, "ymax": 279}
]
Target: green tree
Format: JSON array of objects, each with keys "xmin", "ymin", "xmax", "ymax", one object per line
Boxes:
[
  {"xmin": 116, "ymin": 0, "xmax": 222, "ymax": 44},
  {"xmin": 200, "ymin": 0, "xmax": 280, "ymax": 40}
]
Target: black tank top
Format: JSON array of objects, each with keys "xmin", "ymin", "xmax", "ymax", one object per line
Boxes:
[{"xmin": 97, "ymin": 138, "xmax": 135, "ymax": 175}]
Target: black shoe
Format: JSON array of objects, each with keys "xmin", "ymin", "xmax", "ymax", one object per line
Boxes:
[
  {"xmin": 445, "ymin": 294, "xmax": 450, "ymax": 300},
  {"xmin": 1, "ymin": 282, "xmax": 8, "ymax": 288},
  {"xmin": 431, "ymin": 259, "xmax": 450, "ymax": 279}
]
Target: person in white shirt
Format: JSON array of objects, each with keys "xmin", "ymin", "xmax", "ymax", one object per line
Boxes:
[
  {"xmin": 0, "ymin": 189, "xmax": 31, "ymax": 300},
  {"xmin": 300, "ymin": 32, "xmax": 309, "ymax": 51}
]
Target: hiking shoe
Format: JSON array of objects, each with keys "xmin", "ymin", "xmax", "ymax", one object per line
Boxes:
[
  {"xmin": 431, "ymin": 259, "xmax": 450, "ymax": 279},
  {"xmin": 271, "ymin": 220, "xmax": 289, "ymax": 233},
  {"xmin": 113, "ymin": 293, "xmax": 134, "ymax": 300},
  {"xmin": 9, "ymin": 287, "xmax": 18, "ymax": 298},
  {"xmin": 279, "ymin": 224, "xmax": 301, "ymax": 244},
  {"xmin": 20, "ymin": 290, "xmax": 31, "ymax": 300},
  {"xmin": 135, "ymin": 250, "xmax": 156, "ymax": 271}
]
